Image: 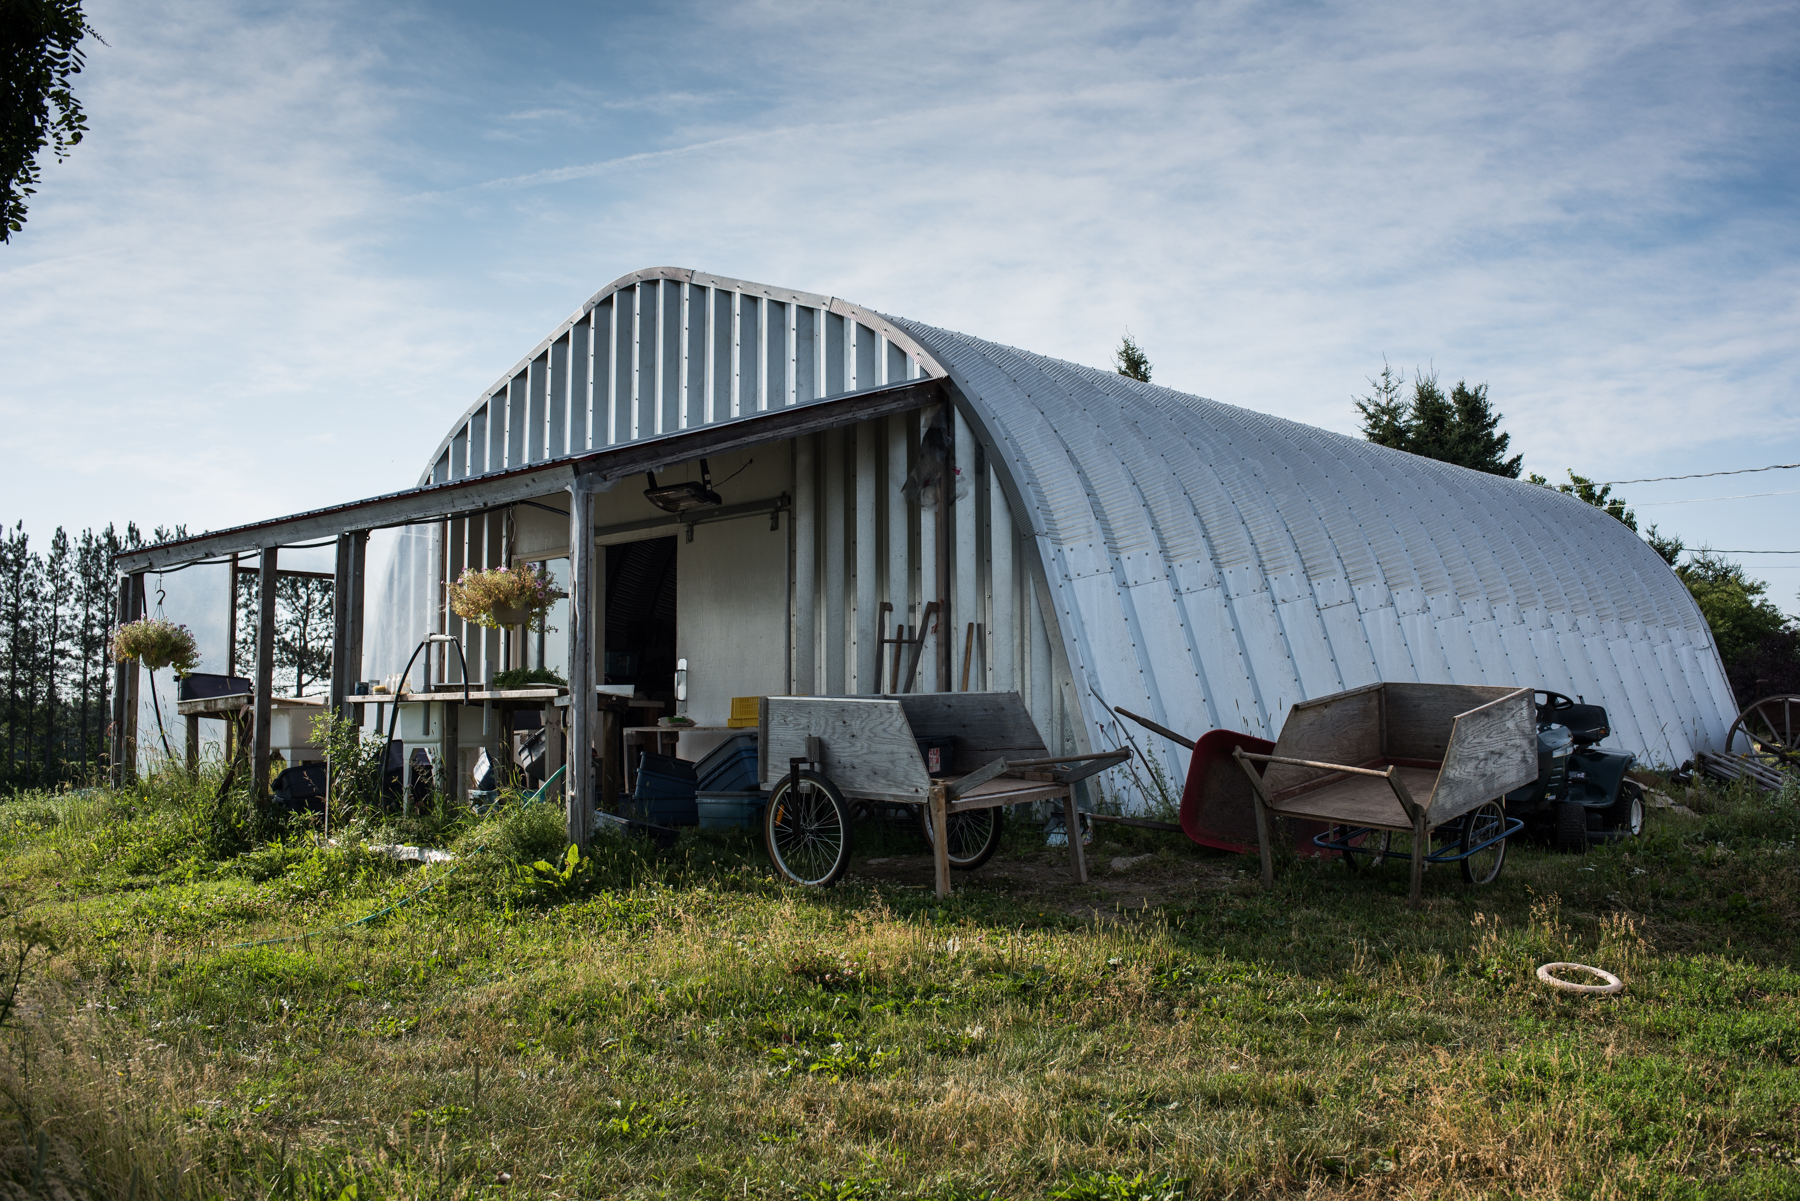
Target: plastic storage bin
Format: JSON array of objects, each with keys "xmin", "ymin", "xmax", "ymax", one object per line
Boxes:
[
  {"xmin": 631, "ymin": 752, "xmax": 698, "ymax": 826},
  {"xmin": 695, "ymin": 732, "xmax": 760, "ymax": 793},
  {"xmin": 698, "ymin": 790, "xmax": 766, "ymax": 830}
]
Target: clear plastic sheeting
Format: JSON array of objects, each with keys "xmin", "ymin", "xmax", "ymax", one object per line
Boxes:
[{"xmin": 364, "ymin": 524, "xmax": 440, "ymax": 696}]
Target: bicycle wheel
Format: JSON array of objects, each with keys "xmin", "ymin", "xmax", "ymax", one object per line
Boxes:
[
  {"xmin": 764, "ymin": 770, "xmax": 854, "ymax": 887},
  {"xmin": 1459, "ymin": 801, "xmax": 1508, "ymax": 885},
  {"xmin": 919, "ymin": 803, "xmax": 1005, "ymax": 870}
]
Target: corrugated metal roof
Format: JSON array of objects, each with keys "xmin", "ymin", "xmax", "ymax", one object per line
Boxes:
[
  {"xmin": 420, "ymin": 266, "xmax": 1736, "ymax": 773},
  {"xmin": 884, "ymin": 320, "xmax": 1736, "ymax": 768}
]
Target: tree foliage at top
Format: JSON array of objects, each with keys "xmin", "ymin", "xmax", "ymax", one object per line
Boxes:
[
  {"xmin": 1115, "ymin": 335, "xmax": 1152, "ymax": 383},
  {"xmin": 1355, "ymin": 361, "xmax": 1522, "ymax": 478},
  {"xmin": 1, "ymin": 0, "xmax": 96, "ymax": 241}
]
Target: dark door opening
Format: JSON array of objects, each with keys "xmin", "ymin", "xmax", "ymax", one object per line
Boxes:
[{"xmin": 605, "ymin": 536, "xmax": 678, "ymax": 710}]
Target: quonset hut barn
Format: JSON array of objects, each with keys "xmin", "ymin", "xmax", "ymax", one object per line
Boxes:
[{"xmin": 117, "ymin": 267, "xmax": 1739, "ymax": 837}]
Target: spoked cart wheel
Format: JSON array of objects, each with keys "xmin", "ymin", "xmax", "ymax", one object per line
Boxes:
[
  {"xmin": 918, "ymin": 804, "xmax": 1005, "ymax": 870},
  {"xmin": 1459, "ymin": 801, "xmax": 1509, "ymax": 885},
  {"xmin": 1726, "ymin": 695, "xmax": 1800, "ymax": 771},
  {"xmin": 764, "ymin": 769, "xmax": 854, "ymax": 887}
]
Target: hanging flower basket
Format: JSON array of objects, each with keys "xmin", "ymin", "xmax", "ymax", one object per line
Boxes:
[
  {"xmin": 113, "ymin": 617, "xmax": 201, "ymax": 676},
  {"xmin": 449, "ymin": 565, "xmax": 559, "ymax": 631}
]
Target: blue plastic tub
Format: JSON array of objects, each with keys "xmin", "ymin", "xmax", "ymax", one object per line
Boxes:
[
  {"xmin": 695, "ymin": 733, "xmax": 760, "ymax": 793},
  {"xmin": 697, "ymin": 790, "xmax": 766, "ymax": 831}
]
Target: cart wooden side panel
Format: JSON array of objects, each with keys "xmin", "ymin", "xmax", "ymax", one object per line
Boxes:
[
  {"xmin": 1384, "ymin": 683, "xmax": 1523, "ymax": 763},
  {"xmin": 1262, "ymin": 684, "xmax": 1383, "ymax": 798},
  {"xmin": 1423, "ymin": 688, "xmax": 1537, "ymax": 826},
  {"xmin": 895, "ymin": 692, "xmax": 1048, "ymax": 771},
  {"xmin": 759, "ymin": 696, "xmax": 930, "ymax": 800}
]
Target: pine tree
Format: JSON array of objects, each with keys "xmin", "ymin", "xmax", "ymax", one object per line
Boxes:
[
  {"xmin": 1115, "ymin": 335, "xmax": 1152, "ymax": 383},
  {"xmin": 1354, "ymin": 364, "xmax": 1522, "ymax": 477},
  {"xmin": 39, "ymin": 527, "xmax": 70, "ymax": 780}
]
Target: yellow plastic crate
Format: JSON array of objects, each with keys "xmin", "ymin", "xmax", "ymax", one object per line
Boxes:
[{"xmin": 727, "ymin": 696, "xmax": 762, "ymax": 729}]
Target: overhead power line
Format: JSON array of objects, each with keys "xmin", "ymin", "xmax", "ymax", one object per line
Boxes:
[
  {"xmin": 1634, "ymin": 488, "xmax": 1800, "ymax": 507},
  {"xmin": 1601, "ymin": 462, "xmax": 1800, "ymax": 486}
]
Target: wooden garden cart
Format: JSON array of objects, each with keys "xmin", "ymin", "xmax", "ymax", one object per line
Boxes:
[
  {"xmin": 1224, "ymin": 683, "xmax": 1539, "ymax": 906},
  {"xmin": 757, "ymin": 692, "xmax": 1129, "ymax": 896}
]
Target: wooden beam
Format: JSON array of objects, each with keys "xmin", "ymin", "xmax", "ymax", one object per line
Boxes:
[
  {"xmin": 252, "ymin": 548, "xmax": 278, "ymax": 815},
  {"xmin": 109, "ymin": 574, "xmax": 132, "ymax": 787},
  {"xmin": 123, "ymin": 573, "xmax": 144, "ymax": 784},
  {"xmin": 329, "ymin": 534, "xmax": 353, "ymax": 715},
  {"xmin": 114, "ymin": 376, "xmax": 949, "ymax": 574},
  {"xmin": 346, "ymin": 532, "xmax": 367, "ymax": 699},
  {"xmin": 565, "ymin": 479, "xmax": 597, "ymax": 848}
]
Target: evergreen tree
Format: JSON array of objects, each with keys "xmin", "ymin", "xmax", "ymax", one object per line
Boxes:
[
  {"xmin": 1115, "ymin": 335, "xmax": 1152, "ymax": 383},
  {"xmin": 38, "ymin": 527, "xmax": 69, "ymax": 780},
  {"xmin": 1355, "ymin": 363, "xmax": 1522, "ymax": 477}
]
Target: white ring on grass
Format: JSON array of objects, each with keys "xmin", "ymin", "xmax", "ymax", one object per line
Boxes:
[{"xmin": 1536, "ymin": 962, "xmax": 1623, "ymax": 995}]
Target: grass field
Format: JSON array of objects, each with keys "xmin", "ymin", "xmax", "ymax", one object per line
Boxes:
[{"xmin": 0, "ymin": 766, "xmax": 1795, "ymax": 1200}]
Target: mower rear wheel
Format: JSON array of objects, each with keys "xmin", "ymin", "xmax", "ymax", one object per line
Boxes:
[
  {"xmin": 1604, "ymin": 779, "xmax": 1645, "ymax": 839},
  {"xmin": 1554, "ymin": 801, "xmax": 1588, "ymax": 854}
]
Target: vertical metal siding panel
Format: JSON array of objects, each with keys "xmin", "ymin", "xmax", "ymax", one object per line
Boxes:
[
  {"xmin": 793, "ymin": 434, "xmax": 817, "ymax": 694},
  {"xmin": 796, "ymin": 306, "xmax": 817, "ymax": 404},
  {"xmin": 886, "ymin": 413, "xmax": 911, "ymax": 688},
  {"xmin": 824, "ymin": 428, "xmax": 847, "ymax": 694},
  {"xmin": 506, "ymin": 373, "xmax": 526, "ymax": 468},
  {"xmin": 738, "ymin": 297, "xmax": 759, "ymax": 415},
  {"xmin": 826, "ymin": 313, "xmax": 846, "ymax": 397},
  {"xmin": 953, "ymin": 408, "xmax": 980, "ymax": 690},
  {"xmin": 854, "ymin": 422, "xmax": 877, "ymax": 692},
  {"xmin": 661, "ymin": 279, "xmax": 680, "ymax": 435},
  {"xmin": 634, "ymin": 283, "xmax": 654, "ymax": 439},
  {"xmin": 528, "ymin": 355, "xmax": 548, "ymax": 462},
  {"xmin": 588, "ymin": 303, "xmax": 608, "ymax": 449},
  {"xmin": 486, "ymin": 393, "xmax": 505, "ymax": 473},
  {"xmin": 568, "ymin": 324, "xmax": 590, "ymax": 455},
  {"xmin": 888, "ymin": 340, "xmax": 907, "ymax": 386},
  {"xmin": 684, "ymin": 283, "xmax": 702, "ymax": 430},
  {"xmin": 469, "ymin": 406, "xmax": 487, "ymax": 477},
  {"xmin": 611, "ymin": 290, "xmax": 633, "ymax": 445},
  {"xmin": 711, "ymin": 289, "xmax": 731, "ymax": 425},
  {"xmin": 450, "ymin": 428, "xmax": 468, "ymax": 481},
  {"xmin": 917, "ymin": 408, "xmax": 939, "ymax": 690},
  {"xmin": 989, "ymin": 465, "xmax": 1016, "ymax": 693},
  {"xmin": 854, "ymin": 323, "xmax": 876, "ymax": 392},
  {"xmin": 1028, "ymin": 579, "xmax": 1053, "ymax": 737},
  {"xmin": 766, "ymin": 301, "xmax": 788, "ymax": 411}
]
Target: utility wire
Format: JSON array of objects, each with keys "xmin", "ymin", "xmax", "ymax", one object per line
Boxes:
[
  {"xmin": 1634, "ymin": 488, "xmax": 1800, "ymax": 506},
  {"xmin": 1601, "ymin": 462, "xmax": 1800, "ymax": 486}
]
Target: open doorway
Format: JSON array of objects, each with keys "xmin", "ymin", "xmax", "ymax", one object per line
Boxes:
[{"xmin": 605, "ymin": 536, "xmax": 678, "ymax": 711}]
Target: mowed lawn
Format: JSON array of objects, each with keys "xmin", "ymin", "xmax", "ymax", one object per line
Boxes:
[{"xmin": 0, "ymin": 770, "xmax": 1796, "ymax": 1201}]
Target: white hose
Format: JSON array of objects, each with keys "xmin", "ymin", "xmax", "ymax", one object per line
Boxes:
[{"xmin": 1536, "ymin": 962, "xmax": 1624, "ymax": 995}]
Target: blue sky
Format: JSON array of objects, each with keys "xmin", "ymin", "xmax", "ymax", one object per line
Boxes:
[{"xmin": 3, "ymin": 0, "xmax": 1798, "ymax": 609}]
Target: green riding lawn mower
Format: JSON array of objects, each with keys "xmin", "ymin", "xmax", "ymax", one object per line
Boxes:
[{"xmin": 1504, "ymin": 690, "xmax": 1646, "ymax": 853}]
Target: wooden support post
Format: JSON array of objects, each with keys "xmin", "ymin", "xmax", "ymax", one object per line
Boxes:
[
  {"xmin": 1234, "ymin": 747, "xmax": 1276, "ymax": 890},
  {"xmin": 1062, "ymin": 787, "xmax": 1089, "ymax": 885},
  {"xmin": 442, "ymin": 700, "xmax": 461, "ymax": 805},
  {"xmin": 252, "ymin": 547, "xmax": 278, "ymax": 815},
  {"xmin": 565, "ymin": 480, "xmax": 596, "ymax": 848},
  {"xmin": 122, "ymin": 573, "xmax": 146, "ymax": 784},
  {"xmin": 185, "ymin": 714, "xmax": 200, "ymax": 776},
  {"xmin": 329, "ymin": 534, "xmax": 353, "ymax": 716},
  {"xmin": 1410, "ymin": 811, "xmax": 1428, "ymax": 908},
  {"xmin": 544, "ymin": 699, "xmax": 564, "ymax": 802},
  {"xmin": 346, "ymin": 532, "xmax": 367, "ymax": 716},
  {"xmin": 929, "ymin": 784, "xmax": 951, "ymax": 899},
  {"xmin": 109, "ymin": 575, "xmax": 131, "ymax": 786}
]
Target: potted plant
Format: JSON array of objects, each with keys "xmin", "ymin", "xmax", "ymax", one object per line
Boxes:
[
  {"xmin": 112, "ymin": 617, "xmax": 201, "ymax": 676},
  {"xmin": 448, "ymin": 564, "xmax": 559, "ymax": 630}
]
